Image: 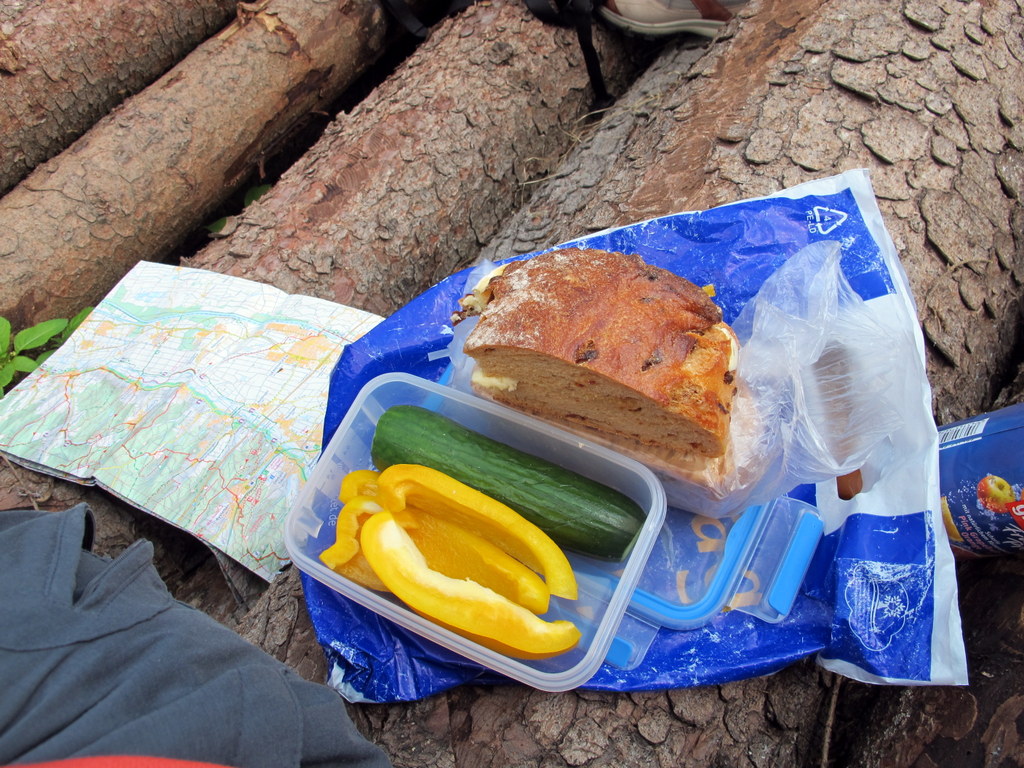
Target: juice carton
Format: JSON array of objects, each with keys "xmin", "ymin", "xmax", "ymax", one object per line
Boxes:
[{"xmin": 939, "ymin": 402, "xmax": 1024, "ymax": 557}]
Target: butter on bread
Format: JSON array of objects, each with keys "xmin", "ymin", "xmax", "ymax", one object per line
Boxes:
[{"xmin": 457, "ymin": 248, "xmax": 739, "ymax": 459}]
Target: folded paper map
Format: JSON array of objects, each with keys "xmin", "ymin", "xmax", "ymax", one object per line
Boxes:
[{"xmin": 0, "ymin": 262, "xmax": 382, "ymax": 580}]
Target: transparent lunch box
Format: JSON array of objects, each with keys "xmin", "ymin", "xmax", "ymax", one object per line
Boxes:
[{"xmin": 286, "ymin": 372, "xmax": 823, "ymax": 689}]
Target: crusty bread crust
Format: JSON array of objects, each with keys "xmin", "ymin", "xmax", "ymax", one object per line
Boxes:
[{"xmin": 461, "ymin": 248, "xmax": 738, "ymax": 459}]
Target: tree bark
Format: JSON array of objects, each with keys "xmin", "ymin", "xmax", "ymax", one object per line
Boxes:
[
  {"xmin": 0, "ymin": 0, "xmax": 238, "ymax": 197},
  {"xmin": 184, "ymin": 0, "xmax": 648, "ymax": 317},
  {"xmin": 0, "ymin": 0, "xmax": 402, "ymax": 331},
  {"xmin": 481, "ymin": 0, "xmax": 1024, "ymax": 428},
  {"xmin": 469, "ymin": 0, "xmax": 1024, "ymax": 765},
  {"xmin": 235, "ymin": 566, "xmax": 331, "ymax": 684},
  {"xmin": 348, "ymin": 661, "xmax": 834, "ymax": 768}
]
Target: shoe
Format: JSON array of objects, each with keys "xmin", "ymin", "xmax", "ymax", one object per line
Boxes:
[{"xmin": 598, "ymin": 0, "xmax": 746, "ymax": 37}]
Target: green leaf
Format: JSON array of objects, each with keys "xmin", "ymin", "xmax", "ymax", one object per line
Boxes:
[
  {"xmin": 13, "ymin": 355, "xmax": 37, "ymax": 373},
  {"xmin": 205, "ymin": 217, "xmax": 227, "ymax": 234},
  {"xmin": 66, "ymin": 306, "xmax": 92, "ymax": 335},
  {"xmin": 0, "ymin": 361, "xmax": 15, "ymax": 391},
  {"xmin": 14, "ymin": 318, "xmax": 68, "ymax": 353},
  {"xmin": 53, "ymin": 306, "xmax": 92, "ymax": 346},
  {"xmin": 0, "ymin": 317, "xmax": 10, "ymax": 356},
  {"xmin": 35, "ymin": 349, "xmax": 56, "ymax": 365},
  {"xmin": 244, "ymin": 184, "xmax": 271, "ymax": 207}
]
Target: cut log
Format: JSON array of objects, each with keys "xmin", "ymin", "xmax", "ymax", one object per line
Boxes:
[
  {"xmin": 185, "ymin": 0, "xmax": 649, "ymax": 316},
  {"xmin": 481, "ymin": 0, "xmax": 1024, "ymax": 428},
  {"xmin": 0, "ymin": 0, "xmax": 404, "ymax": 331},
  {"xmin": 469, "ymin": 0, "xmax": 1024, "ymax": 764},
  {"xmin": 0, "ymin": 0, "xmax": 237, "ymax": 197}
]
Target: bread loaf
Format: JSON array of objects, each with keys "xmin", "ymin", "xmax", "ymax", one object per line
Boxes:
[{"xmin": 456, "ymin": 248, "xmax": 739, "ymax": 460}]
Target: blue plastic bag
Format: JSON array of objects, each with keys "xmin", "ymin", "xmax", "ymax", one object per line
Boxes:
[{"xmin": 304, "ymin": 170, "xmax": 967, "ymax": 701}]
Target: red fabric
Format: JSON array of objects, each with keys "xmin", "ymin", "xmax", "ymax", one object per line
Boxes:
[{"xmin": 12, "ymin": 758, "xmax": 232, "ymax": 768}]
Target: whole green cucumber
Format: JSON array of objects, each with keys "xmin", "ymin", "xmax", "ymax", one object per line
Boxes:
[{"xmin": 370, "ymin": 404, "xmax": 646, "ymax": 560}]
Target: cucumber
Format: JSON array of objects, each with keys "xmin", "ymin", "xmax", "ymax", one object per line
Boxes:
[{"xmin": 370, "ymin": 404, "xmax": 646, "ymax": 560}]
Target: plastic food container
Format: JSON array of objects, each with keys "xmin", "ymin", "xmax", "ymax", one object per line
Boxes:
[
  {"xmin": 285, "ymin": 372, "xmax": 668, "ymax": 692},
  {"xmin": 593, "ymin": 495, "xmax": 825, "ymax": 668},
  {"xmin": 634, "ymin": 496, "xmax": 823, "ymax": 627},
  {"xmin": 287, "ymin": 371, "xmax": 825, "ymax": 688}
]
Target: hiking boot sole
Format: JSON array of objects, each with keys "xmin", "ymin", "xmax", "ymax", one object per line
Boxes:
[{"xmin": 597, "ymin": 6, "xmax": 725, "ymax": 37}]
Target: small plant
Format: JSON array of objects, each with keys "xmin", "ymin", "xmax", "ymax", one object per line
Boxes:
[
  {"xmin": 0, "ymin": 307, "xmax": 92, "ymax": 397},
  {"xmin": 205, "ymin": 183, "xmax": 271, "ymax": 235}
]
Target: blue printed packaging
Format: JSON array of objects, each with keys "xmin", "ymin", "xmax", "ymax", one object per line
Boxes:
[{"xmin": 939, "ymin": 402, "xmax": 1024, "ymax": 557}]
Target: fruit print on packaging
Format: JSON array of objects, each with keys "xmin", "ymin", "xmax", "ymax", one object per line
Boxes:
[
  {"xmin": 938, "ymin": 403, "xmax": 1024, "ymax": 557},
  {"xmin": 942, "ymin": 475, "xmax": 1024, "ymax": 556}
]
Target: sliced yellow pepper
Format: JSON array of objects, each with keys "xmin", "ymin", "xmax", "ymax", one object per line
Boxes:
[
  {"xmin": 320, "ymin": 495, "xmax": 388, "ymax": 592},
  {"xmin": 392, "ymin": 507, "xmax": 550, "ymax": 614},
  {"xmin": 360, "ymin": 511, "xmax": 581, "ymax": 659},
  {"xmin": 339, "ymin": 469, "xmax": 380, "ymax": 503},
  {"xmin": 320, "ymin": 470, "xmax": 553, "ymax": 612},
  {"xmin": 321, "ymin": 469, "xmax": 386, "ymax": 591},
  {"xmin": 376, "ymin": 464, "xmax": 578, "ymax": 601}
]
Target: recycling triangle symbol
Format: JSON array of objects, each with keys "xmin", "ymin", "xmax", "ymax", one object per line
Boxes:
[{"xmin": 812, "ymin": 206, "xmax": 848, "ymax": 235}]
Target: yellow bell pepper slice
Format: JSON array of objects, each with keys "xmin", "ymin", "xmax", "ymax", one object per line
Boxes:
[
  {"xmin": 361, "ymin": 511, "xmax": 581, "ymax": 659},
  {"xmin": 392, "ymin": 507, "xmax": 550, "ymax": 614},
  {"xmin": 339, "ymin": 469, "xmax": 380, "ymax": 503},
  {"xmin": 321, "ymin": 469, "xmax": 384, "ymax": 590},
  {"xmin": 320, "ymin": 495, "xmax": 388, "ymax": 592},
  {"xmin": 376, "ymin": 464, "xmax": 578, "ymax": 601},
  {"xmin": 321, "ymin": 470, "xmax": 552, "ymax": 611}
]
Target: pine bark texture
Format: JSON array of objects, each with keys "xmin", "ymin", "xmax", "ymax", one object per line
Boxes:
[
  {"xmin": 481, "ymin": 0, "xmax": 1024, "ymax": 428},
  {"xmin": 0, "ymin": 0, "xmax": 238, "ymax": 197},
  {"xmin": 184, "ymin": 0, "xmax": 646, "ymax": 317},
  {"xmin": 0, "ymin": 0, "xmax": 398, "ymax": 331}
]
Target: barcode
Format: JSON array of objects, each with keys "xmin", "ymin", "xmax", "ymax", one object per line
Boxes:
[{"xmin": 939, "ymin": 418, "xmax": 988, "ymax": 445}]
